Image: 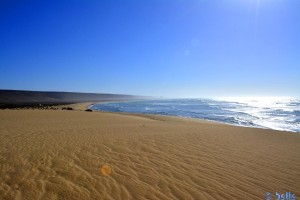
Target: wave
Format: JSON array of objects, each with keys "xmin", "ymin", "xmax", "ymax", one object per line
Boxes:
[{"xmin": 91, "ymin": 98, "xmax": 300, "ymax": 132}]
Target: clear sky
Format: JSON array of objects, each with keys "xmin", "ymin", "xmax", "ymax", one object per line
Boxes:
[{"xmin": 0, "ymin": 0, "xmax": 299, "ymax": 98}]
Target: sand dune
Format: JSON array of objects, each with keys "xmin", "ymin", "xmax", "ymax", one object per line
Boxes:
[{"xmin": 0, "ymin": 109, "xmax": 299, "ymax": 199}]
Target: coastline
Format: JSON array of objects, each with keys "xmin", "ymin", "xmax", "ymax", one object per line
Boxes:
[
  {"xmin": 0, "ymin": 106, "xmax": 299, "ymax": 199},
  {"xmin": 88, "ymin": 101, "xmax": 300, "ymax": 133},
  {"xmin": 5, "ymin": 99, "xmax": 297, "ymax": 133}
]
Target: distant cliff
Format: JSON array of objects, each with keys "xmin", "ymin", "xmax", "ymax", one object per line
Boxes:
[{"xmin": 0, "ymin": 90, "xmax": 145, "ymax": 104}]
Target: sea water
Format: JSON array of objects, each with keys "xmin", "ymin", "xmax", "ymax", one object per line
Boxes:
[{"xmin": 91, "ymin": 97, "xmax": 300, "ymax": 132}]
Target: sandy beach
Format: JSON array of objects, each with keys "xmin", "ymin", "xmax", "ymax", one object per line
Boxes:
[{"xmin": 0, "ymin": 107, "xmax": 299, "ymax": 200}]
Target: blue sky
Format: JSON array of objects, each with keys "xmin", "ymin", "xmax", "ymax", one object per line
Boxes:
[{"xmin": 0, "ymin": 0, "xmax": 299, "ymax": 98}]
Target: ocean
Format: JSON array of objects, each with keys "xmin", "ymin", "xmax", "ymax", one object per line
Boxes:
[{"xmin": 90, "ymin": 97, "xmax": 300, "ymax": 132}]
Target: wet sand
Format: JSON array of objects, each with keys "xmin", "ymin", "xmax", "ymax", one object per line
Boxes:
[{"xmin": 0, "ymin": 109, "xmax": 299, "ymax": 199}]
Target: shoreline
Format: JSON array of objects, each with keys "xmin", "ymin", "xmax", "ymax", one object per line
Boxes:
[
  {"xmin": 88, "ymin": 102, "xmax": 299, "ymax": 134},
  {"xmin": 1, "ymin": 100, "xmax": 299, "ymax": 133}
]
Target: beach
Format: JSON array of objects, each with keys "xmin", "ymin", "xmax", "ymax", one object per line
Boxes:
[{"xmin": 0, "ymin": 107, "xmax": 299, "ymax": 199}]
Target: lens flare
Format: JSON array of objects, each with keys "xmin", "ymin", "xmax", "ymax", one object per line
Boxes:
[{"xmin": 100, "ymin": 164, "xmax": 112, "ymax": 176}]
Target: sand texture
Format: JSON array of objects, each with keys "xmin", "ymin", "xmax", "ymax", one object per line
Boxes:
[{"xmin": 0, "ymin": 109, "xmax": 299, "ymax": 200}]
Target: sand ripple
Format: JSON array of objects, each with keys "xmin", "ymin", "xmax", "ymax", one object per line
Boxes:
[{"xmin": 0, "ymin": 110, "xmax": 299, "ymax": 199}]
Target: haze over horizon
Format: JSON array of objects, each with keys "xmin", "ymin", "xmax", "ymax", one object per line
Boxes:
[{"xmin": 1, "ymin": 0, "xmax": 299, "ymax": 98}]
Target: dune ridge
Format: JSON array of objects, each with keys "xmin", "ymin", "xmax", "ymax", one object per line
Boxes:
[{"xmin": 0, "ymin": 109, "xmax": 299, "ymax": 200}]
